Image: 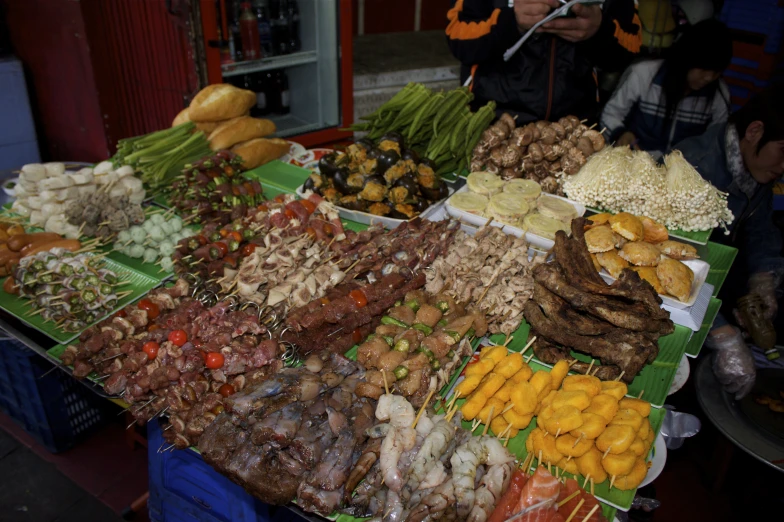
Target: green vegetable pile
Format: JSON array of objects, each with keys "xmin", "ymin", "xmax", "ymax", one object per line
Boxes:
[
  {"xmin": 348, "ymin": 83, "xmax": 496, "ymax": 176},
  {"xmin": 112, "ymin": 122, "xmax": 212, "ymax": 191}
]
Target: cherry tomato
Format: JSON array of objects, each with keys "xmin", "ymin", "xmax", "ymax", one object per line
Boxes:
[
  {"xmin": 323, "ymin": 223, "xmax": 333, "ymax": 236},
  {"xmin": 138, "ymin": 298, "xmax": 160, "ymax": 320},
  {"xmin": 300, "ymin": 199, "xmax": 317, "ymax": 214},
  {"xmin": 114, "ymin": 309, "xmax": 127, "ymax": 318},
  {"xmin": 218, "ymin": 383, "xmax": 236, "ymax": 397},
  {"xmin": 257, "ymin": 203, "xmax": 269, "ymax": 212},
  {"xmin": 349, "ymin": 289, "xmax": 368, "ymax": 308},
  {"xmin": 196, "ymin": 234, "xmax": 208, "ymax": 245},
  {"xmin": 284, "ymin": 208, "xmax": 297, "ymax": 219},
  {"xmin": 305, "ymin": 227, "xmax": 317, "ymax": 240},
  {"xmin": 219, "ymin": 229, "xmax": 229, "ymax": 238},
  {"xmin": 147, "ymin": 324, "xmax": 161, "ymax": 332},
  {"xmin": 241, "ymin": 243, "xmax": 258, "ymax": 256},
  {"xmin": 352, "ymin": 329, "xmax": 363, "ymax": 344},
  {"xmin": 274, "ymin": 194, "xmax": 287, "ymax": 203},
  {"xmin": 168, "ymin": 329, "xmax": 188, "ymax": 347},
  {"xmin": 142, "ymin": 341, "xmax": 160, "ymax": 360},
  {"xmin": 212, "ymin": 242, "xmax": 229, "ymax": 257},
  {"xmin": 205, "ymin": 352, "xmax": 225, "ymax": 369},
  {"xmin": 228, "ymin": 231, "xmax": 242, "ymax": 243}
]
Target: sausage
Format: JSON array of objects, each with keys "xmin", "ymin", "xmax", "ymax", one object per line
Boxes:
[
  {"xmin": 22, "ymin": 239, "xmax": 81, "ymax": 256},
  {"xmin": 19, "ymin": 233, "xmax": 67, "ymax": 256},
  {"xmin": 3, "ymin": 276, "xmax": 19, "ymax": 295}
]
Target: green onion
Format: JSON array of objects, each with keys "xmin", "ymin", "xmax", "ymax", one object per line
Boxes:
[
  {"xmin": 393, "ymin": 366, "xmax": 409, "ymax": 379},
  {"xmin": 447, "ymin": 350, "xmax": 455, "ymax": 358},
  {"xmin": 431, "ymin": 359, "xmax": 441, "ymax": 370},
  {"xmin": 445, "ymin": 330, "xmax": 461, "ymax": 343},
  {"xmin": 382, "ymin": 335, "xmax": 394, "ymax": 346},
  {"xmin": 435, "ymin": 301, "xmax": 449, "ymax": 313},
  {"xmin": 404, "ymin": 299, "xmax": 420, "ymax": 312},
  {"xmin": 466, "ymin": 328, "xmax": 475, "ymax": 338},
  {"xmin": 437, "ymin": 319, "xmax": 448, "ymax": 327},
  {"xmin": 413, "ymin": 323, "xmax": 433, "ymax": 335},
  {"xmin": 393, "ymin": 339, "xmax": 410, "ymax": 353},
  {"xmin": 381, "ymin": 316, "xmax": 409, "ymax": 328}
]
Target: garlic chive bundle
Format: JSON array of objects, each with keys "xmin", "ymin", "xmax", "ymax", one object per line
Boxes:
[{"xmin": 562, "ymin": 147, "xmax": 733, "ymax": 232}]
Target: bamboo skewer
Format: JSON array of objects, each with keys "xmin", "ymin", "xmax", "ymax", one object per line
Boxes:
[
  {"xmin": 520, "ymin": 335, "xmax": 537, "ymax": 355},
  {"xmin": 557, "ymin": 490, "xmax": 580, "ymax": 508},
  {"xmin": 615, "ymin": 371, "xmax": 625, "ymax": 382},
  {"xmin": 637, "ymin": 390, "xmax": 644, "ymax": 399},
  {"xmin": 564, "ymin": 499, "xmax": 586, "ymax": 522},
  {"xmin": 412, "ymin": 388, "xmax": 435, "ymax": 429},
  {"xmin": 481, "ymin": 407, "xmax": 494, "ymax": 436},
  {"xmin": 608, "ymin": 475, "xmax": 616, "ymax": 490},
  {"xmin": 502, "ymin": 403, "xmax": 515, "ymax": 414},
  {"xmin": 585, "ymin": 359, "xmax": 594, "ymax": 375},
  {"xmin": 381, "ymin": 370, "xmax": 389, "ymax": 395}
]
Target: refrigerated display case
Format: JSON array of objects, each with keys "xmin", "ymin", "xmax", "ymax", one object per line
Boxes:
[{"xmin": 199, "ymin": 0, "xmax": 354, "ymax": 148}]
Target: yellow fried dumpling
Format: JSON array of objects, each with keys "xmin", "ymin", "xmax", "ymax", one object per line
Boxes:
[
  {"xmin": 576, "ymin": 447, "xmax": 608, "ymax": 483},
  {"xmin": 503, "ymin": 408, "xmax": 534, "ymax": 429},
  {"xmin": 552, "ymin": 390, "xmax": 592, "ymax": 411},
  {"xmin": 480, "ymin": 345, "xmax": 508, "ymax": 365},
  {"xmin": 562, "ymin": 374, "xmax": 601, "ymax": 397},
  {"xmin": 569, "ymin": 412, "xmax": 607, "ymax": 440},
  {"xmin": 465, "ymin": 359, "xmax": 495, "ymax": 379},
  {"xmin": 629, "ymin": 437, "xmax": 647, "ymax": 457},
  {"xmin": 473, "ymin": 372, "xmax": 506, "ymax": 399},
  {"xmin": 610, "ymin": 408, "xmax": 644, "ymax": 432},
  {"xmin": 602, "ymin": 450, "xmax": 637, "ymax": 476},
  {"xmin": 615, "ymin": 458, "xmax": 648, "ymax": 491},
  {"xmin": 491, "ymin": 415, "xmax": 519, "ymax": 439},
  {"xmin": 596, "ymin": 424, "xmax": 636, "ymax": 455},
  {"xmin": 511, "ymin": 381, "xmax": 538, "ymax": 415},
  {"xmin": 511, "ymin": 364, "xmax": 533, "ymax": 383},
  {"xmin": 550, "ymin": 360, "xmax": 570, "ymax": 390},
  {"xmin": 600, "ymin": 380, "xmax": 628, "ymax": 401},
  {"xmin": 478, "ymin": 397, "xmax": 505, "ymax": 423},
  {"xmin": 461, "ymin": 394, "xmax": 488, "ymax": 421},
  {"xmin": 619, "ymin": 397, "xmax": 651, "ymax": 418},
  {"xmin": 543, "ymin": 406, "xmax": 583, "ymax": 435},
  {"xmin": 493, "ymin": 380, "xmax": 516, "ymax": 402},
  {"xmin": 495, "ymin": 352, "xmax": 524, "ymax": 378},
  {"xmin": 638, "ymin": 418, "xmax": 651, "ymax": 440},
  {"xmin": 558, "ymin": 456, "xmax": 579, "ymax": 475},
  {"xmin": 555, "ymin": 433, "xmax": 593, "ymax": 457},
  {"xmin": 530, "ymin": 371, "xmax": 553, "ymax": 395},
  {"xmin": 585, "ymin": 393, "xmax": 620, "ymax": 423},
  {"xmin": 456, "ymin": 374, "xmax": 483, "ymax": 396}
]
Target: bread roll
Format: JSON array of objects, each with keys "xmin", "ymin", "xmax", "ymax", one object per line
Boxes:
[
  {"xmin": 172, "ymin": 108, "xmax": 190, "ymax": 127},
  {"xmin": 208, "ymin": 117, "xmax": 277, "ymax": 151},
  {"xmin": 194, "ymin": 120, "xmax": 225, "ymax": 134},
  {"xmin": 189, "ymin": 84, "xmax": 256, "ymax": 122},
  {"xmin": 232, "ymin": 138, "xmax": 290, "ymax": 169}
]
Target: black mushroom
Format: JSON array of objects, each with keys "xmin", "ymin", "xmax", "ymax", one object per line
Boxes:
[
  {"xmin": 394, "ymin": 175, "xmax": 420, "ymax": 197},
  {"xmin": 338, "ymin": 194, "xmax": 368, "ymax": 212},
  {"xmin": 303, "ymin": 173, "xmax": 325, "ymax": 192},
  {"xmin": 375, "ymin": 149, "xmax": 401, "ymax": 176},
  {"xmin": 318, "ymin": 152, "xmax": 350, "ymax": 178},
  {"xmin": 367, "ymin": 202, "xmax": 391, "ymax": 216},
  {"xmin": 358, "ymin": 175, "xmax": 388, "ymax": 202},
  {"xmin": 389, "ymin": 203, "xmax": 418, "ymax": 220},
  {"xmin": 334, "ymin": 170, "xmax": 363, "ymax": 195},
  {"xmin": 401, "ymin": 148, "xmax": 420, "ymax": 163}
]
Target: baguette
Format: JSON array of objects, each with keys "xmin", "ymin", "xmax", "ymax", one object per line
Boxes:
[
  {"xmin": 232, "ymin": 138, "xmax": 290, "ymax": 169},
  {"xmin": 208, "ymin": 116, "xmax": 277, "ymax": 151},
  {"xmin": 194, "ymin": 120, "xmax": 228, "ymax": 135},
  {"xmin": 172, "ymin": 108, "xmax": 190, "ymax": 127},
  {"xmin": 188, "ymin": 84, "xmax": 256, "ymax": 122}
]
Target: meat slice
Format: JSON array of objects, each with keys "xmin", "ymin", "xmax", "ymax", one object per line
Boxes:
[
  {"xmin": 531, "ymin": 335, "xmax": 621, "ymax": 381},
  {"xmin": 533, "ymin": 283, "xmax": 614, "ymax": 336}
]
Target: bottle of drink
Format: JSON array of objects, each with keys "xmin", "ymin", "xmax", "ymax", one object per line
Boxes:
[
  {"xmin": 255, "ymin": 0, "xmax": 273, "ymax": 58},
  {"xmin": 287, "ymin": 0, "xmax": 301, "ymax": 52},
  {"xmin": 270, "ymin": 0, "xmax": 290, "ymax": 55},
  {"xmin": 219, "ymin": 28, "xmax": 233, "ymax": 65},
  {"xmin": 253, "ymin": 73, "xmax": 270, "ymax": 116},
  {"xmin": 229, "ymin": 1, "xmax": 242, "ymax": 61},
  {"xmin": 277, "ymin": 70, "xmax": 291, "ymax": 115},
  {"xmin": 264, "ymin": 70, "xmax": 281, "ymax": 113},
  {"xmin": 239, "ymin": 2, "xmax": 261, "ymax": 60}
]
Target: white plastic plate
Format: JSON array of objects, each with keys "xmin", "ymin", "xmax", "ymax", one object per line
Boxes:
[{"xmin": 444, "ymin": 185, "xmax": 586, "ymax": 250}]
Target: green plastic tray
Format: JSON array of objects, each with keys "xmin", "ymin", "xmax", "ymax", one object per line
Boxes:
[
  {"xmin": 685, "ymin": 297, "xmax": 722, "ymax": 358},
  {"xmin": 0, "ymin": 257, "xmax": 159, "ymax": 345},
  {"xmin": 511, "ymin": 319, "xmax": 690, "ymax": 408},
  {"xmin": 697, "ymin": 241, "xmax": 738, "ymax": 297},
  {"xmin": 244, "ymin": 160, "xmax": 311, "ymax": 192},
  {"xmin": 585, "ymin": 207, "xmax": 712, "ymax": 245}
]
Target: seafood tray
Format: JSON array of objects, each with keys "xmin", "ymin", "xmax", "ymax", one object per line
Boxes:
[
  {"xmin": 0, "ymin": 257, "xmax": 159, "ymax": 345},
  {"xmin": 445, "ymin": 344, "xmax": 665, "ymax": 513},
  {"xmin": 445, "ymin": 185, "xmax": 586, "ymax": 251}
]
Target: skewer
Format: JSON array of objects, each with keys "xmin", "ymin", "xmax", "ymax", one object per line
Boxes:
[
  {"xmin": 602, "ymin": 446, "xmax": 612, "ymax": 460},
  {"xmin": 557, "ymin": 490, "xmax": 580, "ymax": 508},
  {"xmin": 637, "ymin": 390, "xmax": 644, "ymax": 399},
  {"xmin": 381, "ymin": 370, "xmax": 389, "ymax": 395},
  {"xmin": 412, "ymin": 389, "xmax": 435, "ymax": 429},
  {"xmin": 554, "ymin": 467, "xmax": 559, "ymax": 479},
  {"xmin": 564, "ymin": 499, "xmax": 585, "ymax": 522},
  {"xmin": 547, "ymin": 462, "xmax": 551, "ymax": 473},
  {"xmin": 588, "ymin": 123, "xmax": 597, "ymax": 130},
  {"xmin": 98, "ymin": 353, "xmax": 125, "ymax": 363},
  {"xmin": 585, "ymin": 359, "xmax": 594, "ymax": 375},
  {"xmin": 481, "ymin": 407, "xmax": 494, "ymax": 436},
  {"xmin": 520, "ymin": 335, "xmax": 537, "ymax": 356},
  {"xmin": 583, "ymin": 475, "xmax": 591, "ymax": 489},
  {"xmin": 591, "ymin": 366, "xmax": 601, "ymax": 377},
  {"xmin": 608, "ymin": 475, "xmax": 616, "ymax": 490},
  {"xmin": 615, "ymin": 370, "xmax": 625, "ymax": 382},
  {"xmin": 538, "ymin": 450, "xmax": 543, "ymax": 466},
  {"xmin": 498, "ymin": 423, "xmax": 512, "ymax": 440},
  {"xmin": 502, "ymin": 403, "xmax": 515, "ymax": 414},
  {"xmin": 590, "ymin": 478, "xmax": 594, "ymax": 496},
  {"xmin": 568, "ymin": 358, "xmax": 579, "ymax": 367},
  {"xmin": 446, "ymin": 390, "xmax": 461, "ymax": 411},
  {"xmin": 471, "ymin": 419, "xmax": 481, "ymax": 432},
  {"xmin": 555, "ymin": 428, "xmax": 561, "ymax": 438},
  {"xmin": 526, "ymin": 353, "xmax": 535, "ymax": 364},
  {"xmin": 503, "ymin": 335, "xmax": 514, "ymax": 347},
  {"xmin": 599, "ymin": 127, "xmax": 607, "ymax": 135},
  {"xmin": 572, "ymin": 433, "xmax": 584, "ymax": 448}
]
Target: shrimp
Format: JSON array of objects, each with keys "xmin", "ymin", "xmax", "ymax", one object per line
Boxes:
[
  {"xmin": 452, "ymin": 436, "xmax": 515, "ymax": 518},
  {"xmin": 406, "ymin": 479, "xmax": 456, "ymax": 522},
  {"xmin": 381, "ymin": 426, "xmax": 417, "ymax": 492},
  {"xmin": 467, "ymin": 461, "xmax": 514, "ymax": 522},
  {"xmin": 376, "ymin": 393, "xmax": 416, "ymax": 429},
  {"xmin": 419, "ymin": 461, "xmax": 448, "ymax": 490},
  {"xmin": 404, "ymin": 415, "xmax": 456, "ymax": 493},
  {"xmin": 344, "ymin": 437, "xmax": 382, "ymax": 503}
]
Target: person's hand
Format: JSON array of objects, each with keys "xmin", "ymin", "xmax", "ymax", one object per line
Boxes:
[
  {"xmin": 513, "ymin": 0, "xmax": 559, "ymax": 31},
  {"xmin": 539, "ymin": 3, "xmax": 602, "ymax": 42},
  {"xmin": 748, "ymin": 271, "xmax": 778, "ymax": 321},
  {"xmin": 706, "ymin": 325, "xmax": 757, "ymax": 400},
  {"xmin": 616, "ymin": 131, "xmax": 638, "ymax": 148}
]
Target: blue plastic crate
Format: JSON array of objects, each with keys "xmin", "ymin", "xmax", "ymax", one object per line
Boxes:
[
  {"xmin": 148, "ymin": 419, "xmax": 275, "ymax": 522},
  {"xmin": 0, "ymin": 335, "xmax": 109, "ymax": 453}
]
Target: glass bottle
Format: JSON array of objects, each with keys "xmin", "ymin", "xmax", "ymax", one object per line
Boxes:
[{"xmin": 239, "ymin": 2, "xmax": 261, "ymax": 61}]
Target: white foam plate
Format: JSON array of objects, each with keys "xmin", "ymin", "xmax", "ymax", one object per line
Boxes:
[
  {"xmin": 296, "ymin": 184, "xmax": 452, "ymax": 230},
  {"xmin": 640, "ymin": 433, "xmax": 667, "ymax": 488},
  {"xmin": 668, "ymin": 354, "xmax": 691, "ymax": 396},
  {"xmin": 598, "ymin": 257, "xmax": 709, "ymax": 310},
  {"xmin": 445, "ymin": 185, "xmax": 586, "ymax": 250}
]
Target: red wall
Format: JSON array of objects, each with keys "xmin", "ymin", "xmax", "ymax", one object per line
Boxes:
[{"xmin": 354, "ymin": 0, "xmax": 451, "ymax": 35}]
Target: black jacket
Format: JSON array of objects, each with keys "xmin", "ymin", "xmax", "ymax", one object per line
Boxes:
[{"xmin": 446, "ymin": 0, "xmax": 641, "ymax": 123}]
